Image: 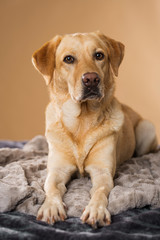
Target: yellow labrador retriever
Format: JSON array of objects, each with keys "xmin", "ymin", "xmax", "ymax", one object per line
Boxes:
[{"xmin": 32, "ymin": 31, "xmax": 158, "ymax": 227}]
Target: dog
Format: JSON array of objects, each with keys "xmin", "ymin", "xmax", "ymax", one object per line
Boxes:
[{"xmin": 32, "ymin": 31, "xmax": 158, "ymax": 228}]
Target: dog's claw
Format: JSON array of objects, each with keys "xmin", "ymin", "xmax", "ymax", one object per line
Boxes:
[
  {"xmin": 63, "ymin": 202, "xmax": 68, "ymax": 211},
  {"xmin": 105, "ymin": 218, "xmax": 111, "ymax": 225},
  {"xmin": 81, "ymin": 211, "xmax": 89, "ymax": 223},
  {"xmin": 91, "ymin": 218, "xmax": 97, "ymax": 229},
  {"xmin": 52, "ymin": 216, "xmax": 55, "ymax": 224},
  {"xmin": 60, "ymin": 214, "xmax": 66, "ymax": 221},
  {"xmin": 37, "ymin": 213, "xmax": 43, "ymax": 221},
  {"xmin": 47, "ymin": 218, "xmax": 50, "ymax": 224}
]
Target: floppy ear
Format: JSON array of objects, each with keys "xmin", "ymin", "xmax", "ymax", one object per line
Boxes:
[
  {"xmin": 32, "ymin": 35, "xmax": 62, "ymax": 85},
  {"xmin": 97, "ymin": 33, "xmax": 125, "ymax": 76}
]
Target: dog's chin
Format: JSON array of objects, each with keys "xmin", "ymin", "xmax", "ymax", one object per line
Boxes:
[
  {"xmin": 73, "ymin": 92, "xmax": 103, "ymax": 103},
  {"xmin": 81, "ymin": 95, "xmax": 102, "ymax": 102}
]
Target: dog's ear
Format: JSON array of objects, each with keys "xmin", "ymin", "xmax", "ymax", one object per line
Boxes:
[
  {"xmin": 106, "ymin": 37, "xmax": 125, "ymax": 76},
  {"xmin": 32, "ymin": 35, "xmax": 62, "ymax": 85},
  {"xmin": 97, "ymin": 32, "xmax": 125, "ymax": 76}
]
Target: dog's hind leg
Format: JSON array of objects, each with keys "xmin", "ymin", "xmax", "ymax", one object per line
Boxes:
[{"xmin": 135, "ymin": 119, "xmax": 158, "ymax": 156}]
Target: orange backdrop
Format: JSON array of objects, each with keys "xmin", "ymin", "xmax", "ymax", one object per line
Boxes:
[{"xmin": 0, "ymin": 0, "xmax": 160, "ymax": 141}]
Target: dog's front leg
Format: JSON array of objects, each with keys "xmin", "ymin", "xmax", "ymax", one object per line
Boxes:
[
  {"xmin": 81, "ymin": 135, "xmax": 116, "ymax": 228},
  {"xmin": 37, "ymin": 149, "xmax": 77, "ymax": 224}
]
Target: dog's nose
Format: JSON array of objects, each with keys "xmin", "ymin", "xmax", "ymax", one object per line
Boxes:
[{"xmin": 82, "ymin": 72, "xmax": 100, "ymax": 88}]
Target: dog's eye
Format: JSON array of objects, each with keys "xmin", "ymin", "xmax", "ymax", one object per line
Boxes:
[
  {"xmin": 95, "ymin": 52, "xmax": 104, "ymax": 61},
  {"xmin": 63, "ymin": 55, "xmax": 75, "ymax": 64}
]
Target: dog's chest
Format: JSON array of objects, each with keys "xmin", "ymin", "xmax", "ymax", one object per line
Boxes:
[
  {"xmin": 62, "ymin": 100, "xmax": 80, "ymax": 131},
  {"xmin": 61, "ymin": 100, "xmax": 101, "ymax": 173},
  {"xmin": 62, "ymin": 99, "xmax": 92, "ymax": 138}
]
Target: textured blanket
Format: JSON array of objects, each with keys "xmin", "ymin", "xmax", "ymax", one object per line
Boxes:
[
  {"xmin": 0, "ymin": 135, "xmax": 160, "ymax": 219},
  {"xmin": 1, "ymin": 208, "xmax": 160, "ymax": 240}
]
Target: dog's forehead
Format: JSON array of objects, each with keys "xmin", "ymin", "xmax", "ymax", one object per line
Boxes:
[
  {"xmin": 57, "ymin": 33, "xmax": 104, "ymax": 52},
  {"xmin": 66, "ymin": 32, "xmax": 95, "ymax": 40},
  {"xmin": 71, "ymin": 32, "xmax": 88, "ymax": 37}
]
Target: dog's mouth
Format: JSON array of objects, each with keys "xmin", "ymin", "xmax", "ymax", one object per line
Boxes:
[{"xmin": 80, "ymin": 88, "xmax": 102, "ymax": 102}]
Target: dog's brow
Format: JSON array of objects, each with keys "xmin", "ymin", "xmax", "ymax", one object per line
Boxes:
[{"xmin": 72, "ymin": 33, "xmax": 87, "ymax": 37}]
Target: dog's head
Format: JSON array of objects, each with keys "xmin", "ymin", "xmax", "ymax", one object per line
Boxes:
[{"xmin": 32, "ymin": 32, "xmax": 124, "ymax": 102}]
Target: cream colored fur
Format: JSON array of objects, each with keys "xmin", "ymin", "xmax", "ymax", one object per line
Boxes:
[{"xmin": 32, "ymin": 31, "xmax": 158, "ymax": 227}]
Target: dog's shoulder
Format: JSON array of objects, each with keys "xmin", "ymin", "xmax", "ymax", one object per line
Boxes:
[{"xmin": 121, "ymin": 103, "xmax": 142, "ymax": 127}]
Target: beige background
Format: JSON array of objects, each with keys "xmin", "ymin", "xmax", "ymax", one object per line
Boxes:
[{"xmin": 0, "ymin": 0, "xmax": 160, "ymax": 141}]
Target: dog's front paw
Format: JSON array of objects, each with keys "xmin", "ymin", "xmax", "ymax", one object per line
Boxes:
[
  {"xmin": 80, "ymin": 202, "xmax": 111, "ymax": 228},
  {"xmin": 37, "ymin": 197, "xmax": 67, "ymax": 224}
]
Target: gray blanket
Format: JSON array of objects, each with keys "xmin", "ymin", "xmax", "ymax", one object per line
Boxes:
[{"xmin": 0, "ymin": 135, "xmax": 160, "ymax": 218}]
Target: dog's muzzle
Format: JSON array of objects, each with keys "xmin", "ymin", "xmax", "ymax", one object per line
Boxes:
[{"xmin": 81, "ymin": 72, "xmax": 102, "ymax": 101}]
